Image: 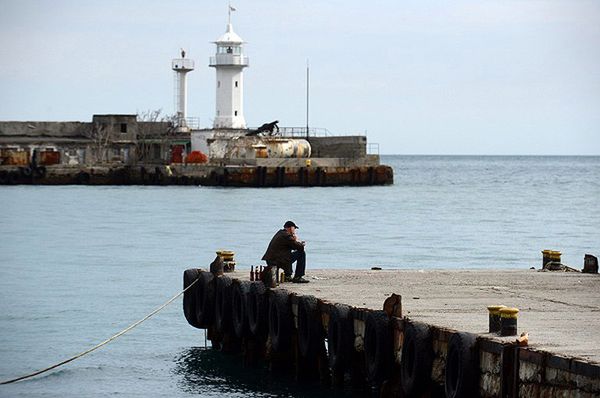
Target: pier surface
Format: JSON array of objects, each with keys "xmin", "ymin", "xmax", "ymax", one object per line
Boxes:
[{"xmin": 231, "ymin": 268, "xmax": 600, "ymax": 362}]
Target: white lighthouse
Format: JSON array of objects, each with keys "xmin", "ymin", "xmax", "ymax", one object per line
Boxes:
[
  {"xmin": 209, "ymin": 14, "xmax": 249, "ymax": 129},
  {"xmin": 172, "ymin": 49, "xmax": 194, "ymax": 129}
]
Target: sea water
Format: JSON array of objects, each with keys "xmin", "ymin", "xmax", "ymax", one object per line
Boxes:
[{"xmin": 0, "ymin": 155, "xmax": 598, "ymax": 396}]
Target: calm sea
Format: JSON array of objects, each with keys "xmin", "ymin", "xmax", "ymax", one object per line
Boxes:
[{"xmin": 1, "ymin": 155, "xmax": 598, "ymax": 397}]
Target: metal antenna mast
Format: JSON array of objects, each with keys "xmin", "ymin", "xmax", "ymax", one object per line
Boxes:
[
  {"xmin": 306, "ymin": 59, "xmax": 310, "ymax": 140},
  {"xmin": 228, "ymin": 3, "xmax": 235, "ymax": 24}
]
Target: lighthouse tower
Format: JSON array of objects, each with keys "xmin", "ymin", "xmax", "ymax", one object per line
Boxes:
[
  {"xmin": 209, "ymin": 14, "xmax": 249, "ymax": 129},
  {"xmin": 172, "ymin": 49, "xmax": 194, "ymax": 129}
]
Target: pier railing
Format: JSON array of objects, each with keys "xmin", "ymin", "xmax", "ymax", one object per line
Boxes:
[
  {"xmin": 180, "ymin": 117, "xmax": 201, "ymax": 129},
  {"xmin": 367, "ymin": 142, "xmax": 380, "ymax": 155},
  {"xmin": 278, "ymin": 127, "xmax": 331, "ymax": 137},
  {"xmin": 276, "ymin": 127, "xmax": 369, "ymax": 138},
  {"xmin": 172, "ymin": 59, "xmax": 195, "ymax": 71}
]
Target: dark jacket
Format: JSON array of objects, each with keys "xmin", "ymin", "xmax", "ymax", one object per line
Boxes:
[{"xmin": 262, "ymin": 229, "xmax": 304, "ymax": 268}]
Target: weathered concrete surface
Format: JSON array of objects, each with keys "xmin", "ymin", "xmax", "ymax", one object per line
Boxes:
[
  {"xmin": 0, "ymin": 163, "xmax": 394, "ymax": 186},
  {"xmin": 228, "ymin": 268, "xmax": 600, "ymax": 362},
  {"xmin": 308, "ymin": 136, "xmax": 367, "ymax": 158},
  {"xmin": 481, "ymin": 350, "xmax": 502, "ymax": 397}
]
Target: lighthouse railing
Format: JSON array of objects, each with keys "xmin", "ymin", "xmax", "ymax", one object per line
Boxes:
[
  {"xmin": 277, "ymin": 127, "xmax": 331, "ymax": 137},
  {"xmin": 172, "ymin": 59, "xmax": 195, "ymax": 70},
  {"xmin": 209, "ymin": 54, "xmax": 249, "ymax": 67}
]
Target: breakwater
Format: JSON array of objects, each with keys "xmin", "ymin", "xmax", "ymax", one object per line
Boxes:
[
  {"xmin": 0, "ymin": 163, "xmax": 393, "ymax": 187},
  {"xmin": 183, "ymin": 268, "xmax": 600, "ymax": 397}
]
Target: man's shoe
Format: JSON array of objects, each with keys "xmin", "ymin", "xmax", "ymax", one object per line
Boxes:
[{"xmin": 292, "ymin": 276, "xmax": 310, "ymax": 284}]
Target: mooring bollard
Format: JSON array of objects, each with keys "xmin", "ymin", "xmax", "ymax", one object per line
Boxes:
[
  {"xmin": 499, "ymin": 307, "xmax": 519, "ymax": 336},
  {"xmin": 583, "ymin": 254, "xmax": 598, "ymax": 274},
  {"xmin": 542, "ymin": 250, "xmax": 552, "ymax": 268},
  {"xmin": 216, "ymin": 250, "xmax": 236, "ymax": 272},
  {"xmin": 487, "ymin": 305, "xmax": 506, "ymax": 333},
  {"xmin": 542, "ymin": 249, "xmax": 562, "ymax": 269}
]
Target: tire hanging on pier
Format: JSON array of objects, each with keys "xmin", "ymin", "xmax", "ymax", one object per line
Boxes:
[
  {"xmin": 364, "ymin": 310, "xmax": 393, "ymax": 387},
  {"xmin": 247, "ymin": 281, "xmax": 269, "ymax": 339},
  {"xmin": 34, "ymin": 166, "xmax": 46, "ymax": 178},
  {"xmin": 327, "ymin": 304, "xmax": 354, "ymax": 376},
  {"xmin": 231, "ymin": 280, "xmax": 251, "ymax": 339},
  {"xmin": 182, "ymin": 269, "xmax": 202, "ymax": 329},
  {"xmin": 140, "ymin": 166, "xmax": 147, "ymax": 184},
  {"xmin": 20, "ymin": 166, "xmax": 32, "ymax": 178},
  {"xmin": 195, "ymin": 271, "xmax": 215, "ymax": 328},
  {"xmin": 214, "ymin": 275, "xmax": 233, "ymax": 333},
  {"xmin": 445, "ymin": 332, "xmax": 479, "ymax": 398},
  {"xmin": 7, "ymin": 170, "xmax": 19, "ymax": 184},
  {"xmin": 297, "ymin": 295, "xmax": 323, "ymax": 359},
  {"xmin": 401, "ymin": 321, "xmax": 433, "ymax": 397},
  {"xmin": 268, "ymin": 289, "xmax": 292, "ymax": 352},
  {"xmin": 368, "ymin": 167, "xmax": 376, "ymax": 185},
  {"xmin": 75, "ymin": 171, "xmax": 90, "ymax": 184}
]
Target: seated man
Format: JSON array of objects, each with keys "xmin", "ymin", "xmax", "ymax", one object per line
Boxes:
[{"xmin": 262, "ymin": 221, "xmax": 309, "ymax": 283}]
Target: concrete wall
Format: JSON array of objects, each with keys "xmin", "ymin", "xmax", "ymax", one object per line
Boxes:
[
  {"xmin": 189, "ymin": 132, "xmax": 368, "ymax": 160},
  {"xmin": 308, "ymin": 136, "xmax": 367, "ymax": 158},
  {"xmin": 254, "ymin": 155, "xmax": 380, "ymax": 168},
  {"xmin": 91, "ymin": 114, "xmax": 138, "ymax": 143},
  {"xmin": 1, "ymin": 116, "xmax": 178, "ymax": 166},
  {"xmin": 191, "ymin": 130, "xmax": 213, "ymax": 154},
  {"xmin": 0, "ymin": 121, "xmax": 86, "ymax": 138},
  {"xmin": 519, "ymin": 349, "xmax": 600, "ymax": 397},
  {"xmin": 204, "ymin": 156, "xmax": 380, "ymax": 168},
  {"xmin": 293, "ymin": 283, "xmax": 600, "ymax": 397}
]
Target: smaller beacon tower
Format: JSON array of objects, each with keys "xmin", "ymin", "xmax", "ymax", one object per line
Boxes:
[
  {"xmin": 209, "ymin": 11, "xmax": 249, "ymax": 129},
  {"xmin": 172, "ymin": 49, "xmax": 195, "ymax": 129}
]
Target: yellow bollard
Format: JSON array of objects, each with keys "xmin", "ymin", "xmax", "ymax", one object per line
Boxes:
[
  {"xmin": 216, "ymin": 250, "xmax": 235, "ymax": 272},
  {"xmin": 487, "ymin": 305, "xmax": 506, "ymax": 333},
  {"xmin": 542, "ymin": 250, "xmax": 561, "ymax": 268},
  {"xmin": 499, "ymin": 307, "xmax": 519, "ymax": 336},
  {"xmin": 541, "ymin": 250, "xmax": 552, "ymax": 268}
]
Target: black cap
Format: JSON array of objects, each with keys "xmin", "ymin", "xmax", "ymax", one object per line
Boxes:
[{"xmin": 283, "ymin": 220, "xmax": 299, "ymax": 229}]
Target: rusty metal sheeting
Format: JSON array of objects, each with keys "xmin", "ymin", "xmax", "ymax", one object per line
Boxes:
[
  {"xmin": 40, "ymin": 151, "xmax": 61, "ymax": 165},
  {"xmin": 0, "ymin": 149, "xmax": 29, "ymax": 165}
]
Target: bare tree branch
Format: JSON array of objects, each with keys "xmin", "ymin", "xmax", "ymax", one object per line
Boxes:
[
  {"xmin": 136, "ymin": 109, "xmax": 177, "ymax": 164},
  {"xmin": 84, "ymin": 122, "xmax": 110, "ymax": 164}
]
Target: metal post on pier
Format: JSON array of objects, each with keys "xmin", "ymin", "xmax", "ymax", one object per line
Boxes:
[{"xmin": 306, "ymin": 59, "xmax": 310, "ymax": 140}]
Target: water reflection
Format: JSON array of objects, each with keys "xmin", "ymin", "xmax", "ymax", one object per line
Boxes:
[{"xmin": 173, "ymin": 346, "xmax": 361, "ymax": 397}]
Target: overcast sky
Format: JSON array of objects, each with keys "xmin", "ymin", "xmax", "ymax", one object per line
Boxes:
[{"xmin": 1, "ymin": 0, "xmax": 599, "ymax": 155}]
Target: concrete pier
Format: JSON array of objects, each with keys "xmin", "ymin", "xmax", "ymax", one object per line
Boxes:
[
  {"xmin": 183, "ymin": 267, "xmax": 600, "ymax": 397},
  {"xmin": 273, "ymin": 269, "xmax": 600, "ymax": 362}
]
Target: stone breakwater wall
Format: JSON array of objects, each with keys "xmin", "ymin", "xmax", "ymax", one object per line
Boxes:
[
  {"xmin": 183, "ymin": 269, "xmax": 600, "ymax": 397},
  {"xmin": 0, "ymin": 163, "xmax": 393, "ymax": 187}
]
